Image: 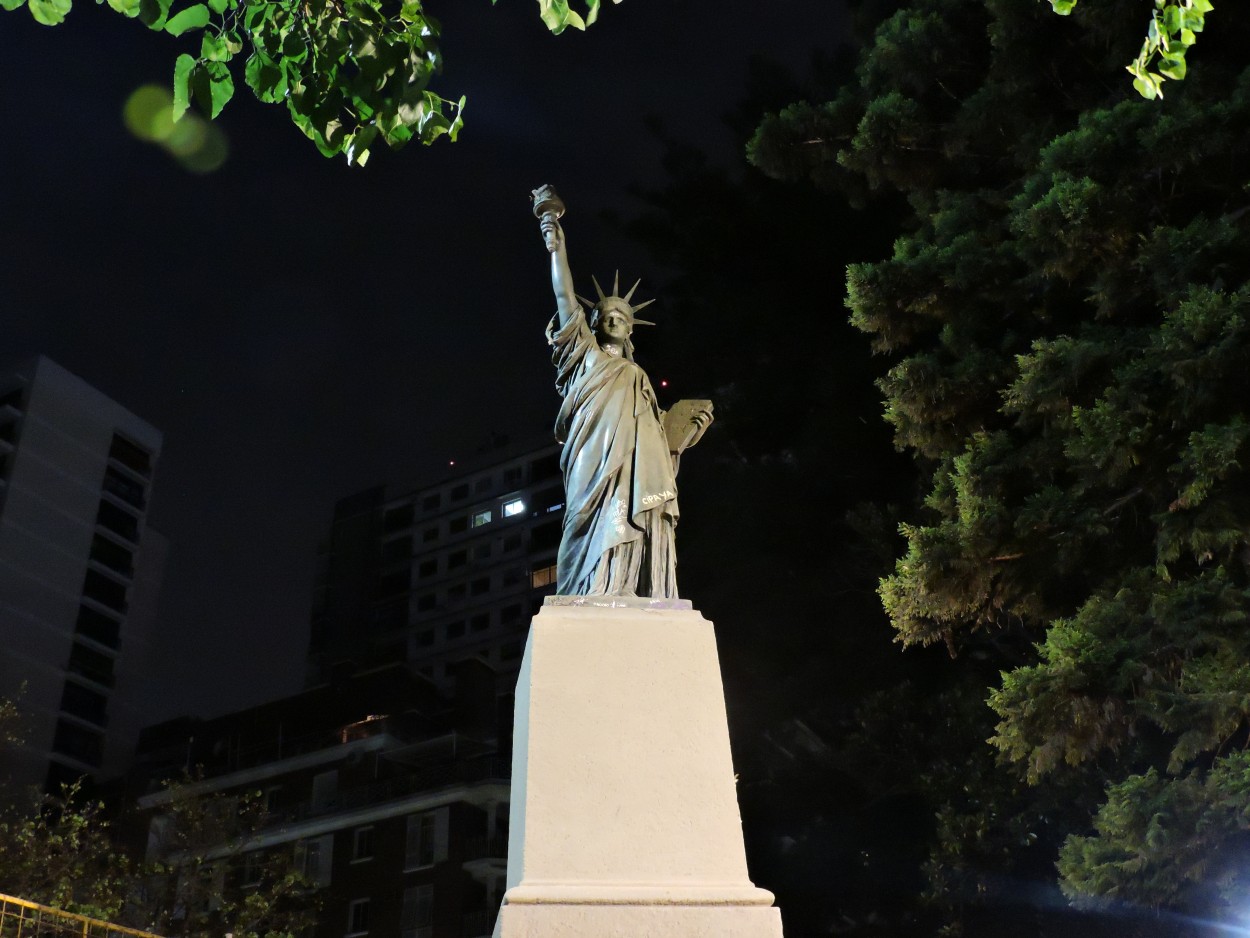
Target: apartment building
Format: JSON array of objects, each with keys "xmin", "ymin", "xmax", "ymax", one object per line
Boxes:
[
  {"xmin": 308, "ymin": 437, "xmax": 565, "ymax": 691},
  {"xmin": 0, "ymin": 356, "xmax": 165, "ymax": 793},
  {"xmin": 131, "ymin": 660, "xmax": 509, "ymax": 938}
]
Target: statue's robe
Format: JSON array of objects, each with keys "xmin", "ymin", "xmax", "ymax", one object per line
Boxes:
[{"xmin": 547, "ymin": 307, "xmax": 679, "ymax": 597}]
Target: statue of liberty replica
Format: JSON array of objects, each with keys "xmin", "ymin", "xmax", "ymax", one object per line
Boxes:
[{"xmin": 532, "ymin": 184, "xmax": 713, "ymax": 598}]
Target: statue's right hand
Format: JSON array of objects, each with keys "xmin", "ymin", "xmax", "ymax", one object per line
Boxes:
[{"xmin": 540, "ymin": 214, "xmax": 563, "ymax": 254}]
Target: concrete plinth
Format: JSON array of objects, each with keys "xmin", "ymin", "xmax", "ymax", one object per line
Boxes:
[{"xmin": 495, "ymin": 598, "xmax": 783, "ymax": 938}]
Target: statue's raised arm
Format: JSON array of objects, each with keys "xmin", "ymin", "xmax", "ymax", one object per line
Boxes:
[{"xmin": 532, "ymin": 185, "xmax": 578, "ymax": 329}]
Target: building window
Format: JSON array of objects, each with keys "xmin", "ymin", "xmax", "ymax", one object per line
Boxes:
[
  {"xmin": 59, "ymin": 681, "xmax": 108, "ymax": 727},
  {"xmin": 296, "ymin": 834, "xmax": 333, "ymax": 887},
  {"xmin": 417, "ymin": 559, "xmax": 437, "ymax": 579},
  {"xmin": 66, "ymin": 642, "xmax": 115, "ymax": 688},
  {"xmin": 311, "ymin": 770, "xmax": 338, "ymax": 812},
  {"xmin": 501, "ymin": 604, "xmax": 523, "ymax": 624},
  {"xmin": 382, "ymin": 537, "xmax": 411, "ymax": 563},
  {"xmin": 96, "ymin": 499, "xmax": 139, "ymax": 543},
  {"xmin": 531, "ymin": 519, "xmax": 561, "ymax": 551},
  {"xmin": 446, "ymin": 620, "xmax": 465, "ymax": 640},
  {"xmin": 379, "ymin": 569, "xmax": 411, "ymax": 597},
  {"xmin": 383, "ymin": 504, "xmax": 414, "ymax": 533},
  {"xmin": 470, "ymin": 576, "xmax": 490, "ymax": 596},
  {"xmin": 449, "ymin": 516, "xmax": 468, "ymax": 534},
  {"xmin": 531, "ymin": 564, "xmax": 558, "ymax": 589},
  {"xmin": 416, "ymin": 593, "xmax": 436, "ymax": 612},
  {"xmin": 450, "ymin": 483, "xmax": 469, "ymax": 502},
  {"xmin": 473, "ymin": 543, "xmax": 492, "ymax": 561},
  {"xmin": 422, "ymin": 493, "xmax": 440, "ymax": 511},
  {"xmin": 102, "ymin": 466, "xmax": 147, "ymax": 510},
  {"xmin": 405, "ymin": 807, "xmax": 449, "ymax": 870},
  {"xmin": 90, "ymin": 532, "xmax": 135, "ymax": 577},
  {"xmin": 421, "ymin": 525, "xmax": 438, "ymax": 543},
  {"xmin": 401, "ymin": 884, "xmax": 434, "ymax": 938},
  {"xmin": 470, "ymin": 613, "xmax": 491, "ymax": 633},
  {"xmin": 241, "ymin": 850, "xmax": 264, "ymax": 887},
  {"xmin": 108, "ymin": 433, "xmax": 152, "ymax": 476},
  {"xmin": 75, "ymin": 605, "xmax": 121, "ymax": 648},
  {"xmin": 502, "ymin": 498, "xmax": 525, "ymax": 518},
  {"xmin": 346, "ymin": 898, "xmax": 370, "ymax": 936},
  {"xmin": 531, "ymin": 452, "xmax": 560, "ymax": 482},
  {"xmin": 352, "ymin": 827, "xmax": 374, "ymax": 862},
  {"xmin": 417, "ymin": 629, "xmax": 434, "ymax": 647},
  {"xmin": 475, "ymin": 476, "xmax": 493, "ymax": 494},
  {"xmin": 51, "ymin": 718, "xmax": 103, "ymax": 767},
  {"xmin": 264, "ymin": 786, "xmax": 282, "ymax": 814},
  {"xmin": 502, "ymin": 532, "xmax": 522, "ymax": 552},
  {"xmin": 471, "ymin": 508, "xmax": 492, "ymax": 527},
  {"xmin": 447, "ymin": 549, "xmax": 467, "ymax": 570},
  {"xmin": 503, "ymin": 466, "xmax": 523, "ymax": 485},
  {"xmin": 82, "ymin": 568, "xmax": 128, "ymax": 613},
  {"xmin": 534, "ymin": 485, "xmax": 563, "ymax": 514}
]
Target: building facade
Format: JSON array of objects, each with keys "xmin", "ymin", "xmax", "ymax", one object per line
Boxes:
[
  {"xmin": 0, "ymin": 356, "xmax": 165, "ymax": 794},
  {"xmin": 132, "ymin": 661, "xmax": 508, "ymax": 938},
  {"xmin": 308, "ymin": 437, "xmax": 565, "ymax": 691}
]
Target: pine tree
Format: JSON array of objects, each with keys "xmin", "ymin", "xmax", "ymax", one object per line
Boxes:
[{"xmin": 751, "ymin": 0, "xmax": 1250, "ymax": 928}]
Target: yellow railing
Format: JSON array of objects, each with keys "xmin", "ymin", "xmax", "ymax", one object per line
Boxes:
[{"xmin": 0, "ymin": 894, "xmax": 164, "ymax": 938}]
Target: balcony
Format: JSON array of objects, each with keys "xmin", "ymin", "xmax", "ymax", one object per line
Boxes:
[
  {"xmin": 462, "ymin": 836, "xmax": 507, "ymax": 862},
  {"xmin": 283, "ymin": 755, "xmax": 510, "ymax": 824}
]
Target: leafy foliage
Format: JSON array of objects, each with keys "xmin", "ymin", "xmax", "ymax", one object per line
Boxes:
[
  {"xmin": 1, "ymin": 0, "xmax": 618, "ymax": 164},
  {"xmin": 1049, "ymin": 0, "xmax": 1216, "ymax": 100},
  {"xmin": 135, "ymin": 776, "xmax": 318, "ymax": 938},
  {"xmin": 0, "ymin": 779, "xmax": 132, "ymax": 920},
  {"xmin": 751, "ymin": 0, "xmax": 1250, "ymax": 927}
]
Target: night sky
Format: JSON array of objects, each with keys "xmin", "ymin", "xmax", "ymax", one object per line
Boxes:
[{"xmin": 1, "ymin": 0, "xmax": 852, "ymax": 721}]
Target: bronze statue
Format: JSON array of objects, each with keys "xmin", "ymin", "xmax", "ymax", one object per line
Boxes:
[{"xmin": 532, "ymin": 185, "xmax": 713, "ymax": 598}]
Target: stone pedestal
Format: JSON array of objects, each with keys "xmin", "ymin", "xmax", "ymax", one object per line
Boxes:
[{"xmin": 494, "ymin": 597, "xmax": 783, "ymax": 938}]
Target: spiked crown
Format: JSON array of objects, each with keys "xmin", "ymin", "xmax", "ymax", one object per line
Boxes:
[{"xmin": 577, "ymin": 271, "xmax": 657, "ymax": 327}]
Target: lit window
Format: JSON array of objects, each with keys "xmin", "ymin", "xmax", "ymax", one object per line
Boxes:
[
  {"xmin": 472, "ymin": 509, "xmax": 492, "ymax": 527},
  {"xmin": 531, "ymin": 564, "xmax": 558, "ymax": 589},
  {"xmin": 503, "ymin": 499, "xmax": 525, "ymax": 518}
]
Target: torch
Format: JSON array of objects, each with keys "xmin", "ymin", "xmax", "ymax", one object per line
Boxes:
[{"xmin": 531, "ymin": 184, "xmax": 566, "ymax": 254}]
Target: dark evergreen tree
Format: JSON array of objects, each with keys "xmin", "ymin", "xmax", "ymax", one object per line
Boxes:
[{"xmin": 750, "ymin": 0, "xmax": 1250, "ymax": 932}]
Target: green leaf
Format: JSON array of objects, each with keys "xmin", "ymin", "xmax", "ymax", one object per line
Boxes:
[
  {"xmin": 345, "ymin": 123, "xmax": 376, "ymax": 165},
  {"xmin": 244, "ymin": 51, "xmax": 287, "ymax": 102},
  {"xmin": 0, "ymin": 0, "xmax": 27, "ymax": 11},
  {"xmin": 203, "ymin": 59, "xmax": 234, "ymax": 117},
  {"xmin": 201, "ymin": 31, "xmax": 228, "ymax": 61},
  {"xmin": 27, "ymin": 0, "xmax": 71, "ymax": 26},
  {"xmin": 105, "ymin": 0, "xmax": 140, "ymax": 17},
  {"xmin": 1158, "ymin": 53, "xmax": 1187, "ymax": 81},
  {"xmin": 165, "ymin": 2, "xmax": 207, "ymax": 35},
  {"xmin": 172, "ymin": 52, "xmax": 196, "ymax": 119},
  {"xmin": 137, "ymin": 0, "xmax": 171, "ymax": 29},
  {"xmin": 1048, "ymin": 0, "xmax": 1077, "ymax": 14}
]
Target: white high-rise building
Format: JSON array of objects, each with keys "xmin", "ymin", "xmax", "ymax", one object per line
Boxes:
[{"xmin": 0, "ymin": 356, "xmax": 166, "ymax": 794}]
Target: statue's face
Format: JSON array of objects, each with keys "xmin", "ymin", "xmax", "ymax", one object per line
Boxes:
[{"xmin": 594, "ymin": 303, "xmax": 632, "ymax": 344}]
